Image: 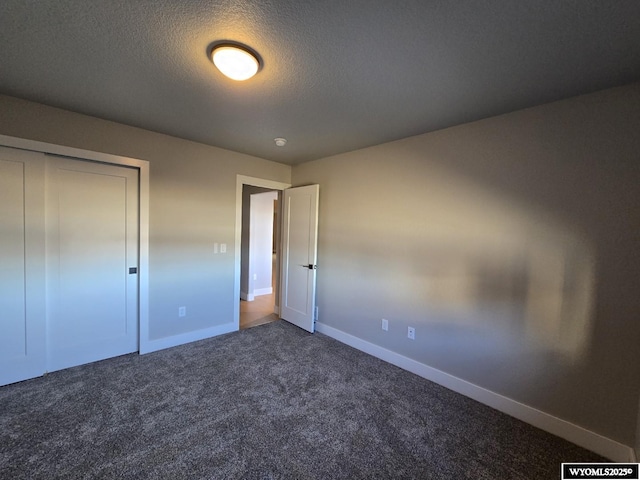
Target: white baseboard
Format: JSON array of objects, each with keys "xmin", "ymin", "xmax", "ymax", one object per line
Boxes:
[
  {"xmin": 253, "ymin": 287, "xmax": 273, "ymax": 296},
  {"xmin": 240, "ymin": 291, "xmax": 254, "ymax": 302},
  {"xmin": 316, "ymin": 322, "xmax": 634, "ymax": 462},
  {"xmin": 140, "ymin": 322, "xmax": 237, "ymax": 354}
]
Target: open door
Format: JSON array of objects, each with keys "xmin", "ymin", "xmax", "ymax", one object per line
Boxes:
[{"xmin": 280, "ymin": 184, "xmax": 319, "ymax": 333}]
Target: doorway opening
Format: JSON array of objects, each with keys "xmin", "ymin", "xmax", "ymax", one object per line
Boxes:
[
  {"xmin": 240, "ymin": 185, "xmax": 281, "ymax": 329},
  {"xmin": 233, "ymin": 175, "xmax": 290, "ymax": 331}
]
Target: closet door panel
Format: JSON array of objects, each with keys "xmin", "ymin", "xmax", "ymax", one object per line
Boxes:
[{"xmin": 0, "ymin": 147, "xmax": 46, "ymax": 386}]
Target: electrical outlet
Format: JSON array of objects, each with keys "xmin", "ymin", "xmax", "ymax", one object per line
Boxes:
[
  {"xmin": 179, "ymin": 306, "xmax": 186, "ymax": 317},
  {"xmin": 381, "ymin": 318, "xmax": 389, "ymax": 331},
  {"xmin": 407, "ymin": 326, "xmax": 415, "ymax": 340}
]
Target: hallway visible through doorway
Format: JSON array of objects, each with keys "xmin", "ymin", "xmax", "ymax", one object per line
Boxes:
[{"xmin": 240, "ymin": 254, "xmax": 278, "ymax": 329}]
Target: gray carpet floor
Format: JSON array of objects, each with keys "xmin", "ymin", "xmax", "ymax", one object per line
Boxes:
[{"xmin": 1, "ymin": 320, "xmax": 604, "ymax": 479}]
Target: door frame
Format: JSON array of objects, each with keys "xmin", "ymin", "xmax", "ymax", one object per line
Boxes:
[
  {"xmin": 234, "ymin": 175, "xmax": 291, "ymax": 330},
  {"xmin": 0, "ymin": 134, "xmax": 151, "ymax": 353}
]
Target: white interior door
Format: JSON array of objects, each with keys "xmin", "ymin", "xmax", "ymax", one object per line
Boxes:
[
  {"xmin": 0, "ymin": 147, "xmax": 46, "ymax": 386},
  {"xmin": 46, "ymin": 156, "xmax": 139, "ymax": 372},
  {"xmin": 280, "ymin": 184, "xmax": 319, "ymax": 333}
]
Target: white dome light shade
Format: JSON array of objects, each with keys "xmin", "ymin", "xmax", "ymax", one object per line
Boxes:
[{"xmin": 212, "ymin": 45, "xmax": 259, "ymax": 81}]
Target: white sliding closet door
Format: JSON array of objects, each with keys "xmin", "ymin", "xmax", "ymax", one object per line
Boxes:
[
  {"xmin": 0, "ymin": 147, "xmax": 46, "ymax": 386},
  {"xmin": 46, "ymin": 156, "xmax": 139, "ymax": 372}
]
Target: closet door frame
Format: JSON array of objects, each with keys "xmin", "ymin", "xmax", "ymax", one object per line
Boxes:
[{"xmin": 0, "ymin": 134, "xmax": 150, "ymax": 373}]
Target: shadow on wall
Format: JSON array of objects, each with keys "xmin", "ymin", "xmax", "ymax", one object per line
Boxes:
[
  {"xmin": 415, "ymin": 229, "xmax": 595, "ymax": 365},
  {"xmin": 318, "ymin": 152, "xmax": 599, "ymax": 388}
]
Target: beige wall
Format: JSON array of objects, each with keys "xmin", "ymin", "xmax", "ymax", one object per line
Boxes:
[
  {"xmin": 292, "ymin": 83, "xmax": 640, "ymax": 445},
  {"xmin": 0, "ymin": 94, "xmax": 291, "ymax": 340}
]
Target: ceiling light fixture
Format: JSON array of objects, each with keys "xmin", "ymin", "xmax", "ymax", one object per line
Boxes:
[
  {"xmin": 274, "ymin": 138, "xmax": 287, "ymax": 147},
  {"xmin": 211, "ymin": 43, "xmax": 260, "ymax": 81}
]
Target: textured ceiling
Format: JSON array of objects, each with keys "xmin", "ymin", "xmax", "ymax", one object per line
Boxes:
[{"xmin": 1, "ymin": 1, "xmax": 639, "ymax": 165}]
